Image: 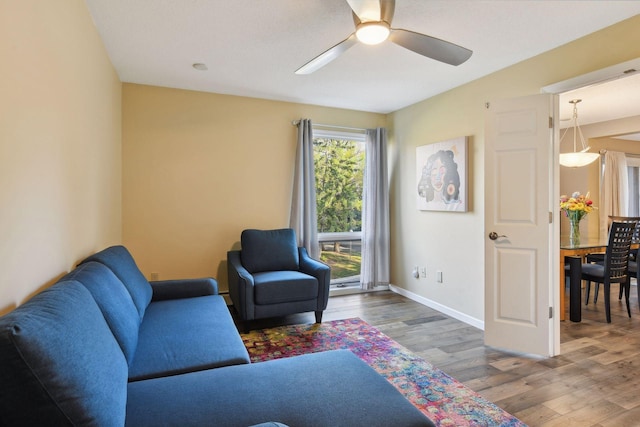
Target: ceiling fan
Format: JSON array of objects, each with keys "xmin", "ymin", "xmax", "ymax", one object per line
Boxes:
[{"xmin": 295, "ymin": 0, "xmax": 473, "ymax": 74}]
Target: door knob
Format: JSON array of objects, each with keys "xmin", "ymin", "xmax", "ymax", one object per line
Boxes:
[{"xmin": 488, "ymin": 232, "xmax": 507, "ymax": 240}]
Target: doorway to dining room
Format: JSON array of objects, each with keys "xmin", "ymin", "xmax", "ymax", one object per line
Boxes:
[
  {"xmin": 482, "ymin": 60, "xmax": 640, "ymax": 357},
  {"xmin": 551, "ymin": 59, "xmax": 640, "ymax": 328}
]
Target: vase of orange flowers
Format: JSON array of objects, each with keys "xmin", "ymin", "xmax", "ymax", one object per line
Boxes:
[{"xmin": 560, "ymin": 191, "xmax": 596, "ymax": 246}]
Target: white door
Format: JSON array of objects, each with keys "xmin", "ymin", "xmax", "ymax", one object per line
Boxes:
[{"xmin": 484, "ymin": 94, "xmax": 555, "ymax": 357}]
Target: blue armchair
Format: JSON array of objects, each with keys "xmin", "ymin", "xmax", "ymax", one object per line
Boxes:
[{"xmin": 227, "ymin": 229, "xmax": 330, "ymax": 330}]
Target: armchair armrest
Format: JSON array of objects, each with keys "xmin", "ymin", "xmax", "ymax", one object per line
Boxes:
[
  {"xmin": 227, "ymin": 250, "xmax": 256, "ymax": 321},
  {"xmin": 298, "ymin": 247, "xmax": 331, "ymax": 310},
  {"xmin": 150, "ymin": 278, "xmax": 218, "ymax": 301}
]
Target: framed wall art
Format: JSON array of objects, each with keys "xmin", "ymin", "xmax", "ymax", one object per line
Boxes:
[{"xmin": 416, "ymin": 136, "xmax": 468, "ymax": 212}]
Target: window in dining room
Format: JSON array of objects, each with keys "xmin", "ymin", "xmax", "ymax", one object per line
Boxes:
[{"xmin": 627, "ymin": 156, "xmax": 640, "ymax": 216}]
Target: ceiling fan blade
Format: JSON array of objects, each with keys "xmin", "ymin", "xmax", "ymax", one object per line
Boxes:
[
  {"xmin": 295, "ymin": 34, "xmax": 358, "ymax": 75},
  {"xmin": 346, "ymin": 0, "xmax": 381, "ymax": 22},
  {"xmin": 389, "ymin": 29, "xmax": 472, "ymax": 66},
  {"xmin": 380, "ymin": 0, "xmax": 395, "ymax": 25}
]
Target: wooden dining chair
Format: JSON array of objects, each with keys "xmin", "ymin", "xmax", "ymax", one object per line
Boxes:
[
  {"xmin": 584, "ymin": 216, "xmax": 640, "ymax": 305},
  {"xmin": 579, "ymin": 220, "xmax": 639, "ymax": 323},
  {"xmin": 627, "ymin": 250, "xmax": 640, "ymax": 310}
]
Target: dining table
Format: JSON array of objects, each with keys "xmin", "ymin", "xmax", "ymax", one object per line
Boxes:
[
  {"xmin": 560, "ymin": 238, "xmax": 608, "ymax": 322},
  {"xmin": 560, "ymin": 237, "xmax": 639, "ymax": 321}
]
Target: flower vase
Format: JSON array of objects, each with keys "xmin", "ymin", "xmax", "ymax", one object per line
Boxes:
[{"xmin": 569, "ymin": 217, "xmax": 580, "ymax": 246}]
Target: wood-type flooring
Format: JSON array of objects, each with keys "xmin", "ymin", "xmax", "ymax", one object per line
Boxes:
[{"xmin": 239, "ymin": 285, "xmax": 640, "ymax": 427}]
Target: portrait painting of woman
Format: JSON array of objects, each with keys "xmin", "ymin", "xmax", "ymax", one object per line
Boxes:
[{"xmin": 416, "ymin": 137, "xmax": 468, "ymax": 212}]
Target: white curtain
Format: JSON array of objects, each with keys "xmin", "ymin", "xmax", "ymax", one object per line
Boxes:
[
  {"xmin": 290, "ymin": 119, "xmax": 320, "ymax": 259},
  {"xmin": 601, "ymin": 150, "xmax": 629, "ymax": 237},
  {"xmin": 361, "ymin": 128, "xmax": 390, "ymax": 290}
]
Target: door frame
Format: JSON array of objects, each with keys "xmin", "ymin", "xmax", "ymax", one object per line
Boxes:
[{"xmin": 541, "ymin": 57, "xmax": 640, "ymax": 355}]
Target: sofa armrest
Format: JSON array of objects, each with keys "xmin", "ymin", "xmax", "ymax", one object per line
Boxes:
[
  {"xmin": 150, "ymin": 278, "xmax": 218, "ymax": 301},
  {"xmin": 298, "ymin": 247, "xmax": 331, "ymax": 310},
  {"xmin": 227, "ymin": 250, "xmax": 256, "ymax": 321}
]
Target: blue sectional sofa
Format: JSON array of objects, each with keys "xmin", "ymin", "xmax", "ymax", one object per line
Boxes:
[{"xmin": 0, "ymin": 245, "xmax": 435, "ymax": 427}]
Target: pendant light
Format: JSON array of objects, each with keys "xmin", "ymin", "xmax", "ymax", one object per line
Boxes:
[{"xmin": 559, "ymin": 99, "xmax": 600, "ymax": 168}]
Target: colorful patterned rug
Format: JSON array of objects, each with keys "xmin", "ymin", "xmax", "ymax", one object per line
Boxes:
[{"xmin": 241, "ymin": 317, "xmax": 526, "ymax": 427}]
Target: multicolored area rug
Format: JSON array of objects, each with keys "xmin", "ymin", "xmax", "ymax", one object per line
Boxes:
[{"xmin": 241, "ymin": 317, "xmax": 526, "ymax": 427}]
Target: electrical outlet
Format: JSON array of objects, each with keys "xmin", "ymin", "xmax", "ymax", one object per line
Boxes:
[
  {"xmin": 420, "ymin": 267, "xmax": 427, "ymax": 278},
  {"xmin": 150, "ymin": 272, "xmax": 160, "ymax": 281},
  {"xmin": 436, "ymin": 271, "xmax": 443, "ymax": 283}
]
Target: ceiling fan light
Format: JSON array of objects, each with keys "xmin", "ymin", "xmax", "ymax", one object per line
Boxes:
[
  {"xmin": 355, "ymin": 22, "xmax": 390, "ymax": 45},
  {"xmin": 559, "ymin": 152, "xmax": 600, "ymax": 168}
]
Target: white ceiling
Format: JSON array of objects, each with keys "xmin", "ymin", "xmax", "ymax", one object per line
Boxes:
[
  {"xmin": 559, "ymin": 71, "xmax": 640, "ymax": 127},
  {"xmin": 84, "ymin": 1, "xmax": 640, "ymax": 115}
]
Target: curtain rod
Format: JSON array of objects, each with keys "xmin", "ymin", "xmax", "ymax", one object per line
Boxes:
[
  {"xmin": 600, "ymin": 149, "xmax": 640, "ymax": 159},
  {"xmin": 291, "ymin": 120, "xmax": 367, "ymax": 133}
]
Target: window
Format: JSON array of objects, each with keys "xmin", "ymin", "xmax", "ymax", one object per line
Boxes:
[
  {"xmin": 627, "ymin": 156, "xmax": 640, "ymax": 216},
  {"xmin": 313, "ymin": 128, "xmax": 366, "ymax": 287}
]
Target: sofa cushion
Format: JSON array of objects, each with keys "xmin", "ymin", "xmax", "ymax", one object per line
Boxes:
[
  {"xmin": 126, "ymin": 350, "xmax": 434, "ymax": 427},
  {"xmin": 253, "ymin": 271, "xmax": 318, "ymax": 304},
  {"xmin": 63, "ymin": 261, "xmax": 140, "ymax": 365},
  {"xmin": 241, "ymin": 228, "xmax": 299, "ymax": 273},
  {"xmin": 80, "ymin": 245, "xmax": 153, "ymax": 319},
  {"xmin": 0, "ymin": 281, "xmax": 128, "ymax": 426},
  {"xmin": 129, "ymin": 295, "xmax": 250, "ymax": 381}
]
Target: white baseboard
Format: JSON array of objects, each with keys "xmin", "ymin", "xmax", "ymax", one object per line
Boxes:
[
  {"xmin": 389, "ymin": 284, "xmax": 484, "ymax": 330},
  {"xmin": 330, "ymin": 284, "xmax": 389, "ymax": 296}
]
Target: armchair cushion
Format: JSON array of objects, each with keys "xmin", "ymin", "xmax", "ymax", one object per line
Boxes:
[
  {"xmin": 254, "ymin": 271, "xmax": 318, "ymax": 305},
  {"xmin": 241, "ymin": 228, "xmax": 299, "ymax": 273}
]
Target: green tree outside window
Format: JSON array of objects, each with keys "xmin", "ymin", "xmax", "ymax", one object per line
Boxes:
[
  {"xmin": 314, "ymin": 137, "xmax": 364, "ymax": 281},
  {"xmin": 314, "ymin": 138, "xmax": 364, "ymax": 232}
]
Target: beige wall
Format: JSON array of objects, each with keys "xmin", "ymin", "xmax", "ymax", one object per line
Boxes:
[
  {"xmin": 122, "ymin": 84, "xmax": 385, "ymax": 291},
  {"xmin": 0, "ymin": 0, "xmax": 122, "ymax": 312},
  {"xmin": 388, "ymin": 15, "xmax": 640, "ymax": 322}
]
